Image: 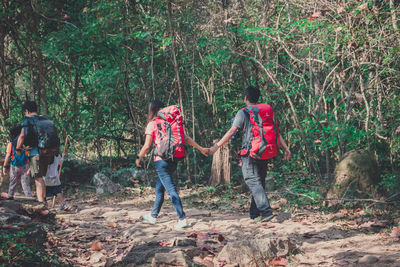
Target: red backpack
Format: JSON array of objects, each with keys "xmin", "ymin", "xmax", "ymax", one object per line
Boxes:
[
  {"xmin": 240, "ymin": 104, "xmax": 280, "ymax": 160},
  {"xmin": 153, "ymin": 105, "xmax": 185, "ymax": 159}
]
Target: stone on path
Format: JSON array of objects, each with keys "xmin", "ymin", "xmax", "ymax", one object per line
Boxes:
[
  {"xmin": 92, "ymin": 173, "xmax": 122, "ymax": 194},
  {"xmin": 358, "ymin": 255, "xmax": 379, "ymax": 264},
  {"xmin": 217, "ymin": 237, "xmax": 295, "ymax": 267},
  {"xmin": 151, "ymin": 251, "xmax": 189, "ymax": 267}
]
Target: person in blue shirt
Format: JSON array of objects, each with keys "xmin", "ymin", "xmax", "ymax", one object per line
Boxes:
[{"xmin": 16, "ymin": 101, "xmax": 53, "ymax": 207}]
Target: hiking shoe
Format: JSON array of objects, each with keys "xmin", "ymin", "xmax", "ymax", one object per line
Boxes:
[
  {"xmin": 174, "ymin": 218, "xmax": 189, "ymax": 229},
  {"xmin": 254, "ymin": 214, "xmax": 276, "ymax": 222},
  {"xmin": 60, "ymin": 203, "xmax": 68, "ymax": 211},
  {"xmin": 142, "ymin": 213, "xmax": 156, "ymax": 224}
]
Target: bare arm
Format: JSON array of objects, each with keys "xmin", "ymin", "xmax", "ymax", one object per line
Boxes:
[
  {"xmin": 185, "ymin": 135, "xmax": 208, "ymax": 156},
  {"xmin": 16, "ymin": 128, "xmax": 25, "ymax": 150},
  {"xmin": 3, "ymin": 153, "xmax": 11, "ymax": 176},
  {"xmin": 209, "ymin": 126, "xmax": 239, "ymax": 154},
  {"xmin": 279, "ymin": 134, "xmax": 291, "ymax": 160},
  {"xmin": 136, "ymin": 135, "xmax": 153, "ymax": 167}
]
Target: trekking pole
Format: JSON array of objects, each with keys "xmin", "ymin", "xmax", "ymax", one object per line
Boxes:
[{"xmin": 52, "ymin": 135, "xmax": 69, "ymax": 208}]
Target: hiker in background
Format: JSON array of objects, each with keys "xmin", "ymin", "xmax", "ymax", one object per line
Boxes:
[
  {"xmin": 42, "ymin": 153, "xmax": 68, "ymax": 210},
  {"xmin": 2, "ymin": 124, "xmax": 32, "ymax": 199},
  {"xmin": 16, "ymin": 101, "xmax": 60, "ymax": 207},
  {"xmin": 208, "ymin": 86, "xmax": 291, "ymax": 222},
  {"xmin": 136, "ymin": 99, "xmax": 208, "ymax": 229}
]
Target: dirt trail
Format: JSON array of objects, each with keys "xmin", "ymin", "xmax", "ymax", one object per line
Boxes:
[{"xmin": 48, "ymin": 188, "xmax": 400, "ymax": 266}]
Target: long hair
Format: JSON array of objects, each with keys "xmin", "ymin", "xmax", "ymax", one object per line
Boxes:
[{"xmin": 147, "ymin": 99, "xmax": 164, "ymax": 122}]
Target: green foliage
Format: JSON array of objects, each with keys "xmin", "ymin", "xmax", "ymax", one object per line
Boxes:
[{"xmin": 0, "ymin": 228, "xmax": 63, "ymax": 266}]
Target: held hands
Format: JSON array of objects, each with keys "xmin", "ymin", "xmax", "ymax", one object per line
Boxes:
[{"xmin": 198, "ymin": 147, "xmax": 210, "ymax": 156}]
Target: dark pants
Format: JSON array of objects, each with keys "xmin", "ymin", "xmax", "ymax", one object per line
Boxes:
[
  {"xmin": 241, "ymin": 156, "xmax": 273, "ymax": 219},
  {"xmin": 151, "ymin": 160, "xmax": 185, "ymax": 219}
]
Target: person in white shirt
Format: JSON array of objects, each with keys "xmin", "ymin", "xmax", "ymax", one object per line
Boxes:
[{"xmin": 43, "ymin": 154, "xmax": 68, "ymax": 210}]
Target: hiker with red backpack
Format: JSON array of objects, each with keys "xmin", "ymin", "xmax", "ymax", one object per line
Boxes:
[
  {"xmin": 16, "ymin": 101, "xmax": 60, "ymax": 207},
  {"xmin": 209, "ymin": 86, "xmax": 291, "ymax": 222},
  {"xmin": 136, "ymin": 100, "xmax": 208, "ymax": 229}
]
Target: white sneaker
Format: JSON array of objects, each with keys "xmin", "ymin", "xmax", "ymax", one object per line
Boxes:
[
  {"xmin": 142, "ymin": 213, "xmax": 156, "ymax": 224},
  {"xmin": 174, "ymin": 218, "xmax": 189, "ymax": 229}
]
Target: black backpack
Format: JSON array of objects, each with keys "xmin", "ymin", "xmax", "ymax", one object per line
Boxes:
[{"xmin": 23, "ymin": 116, "xmax": 60, "ymax": 151}]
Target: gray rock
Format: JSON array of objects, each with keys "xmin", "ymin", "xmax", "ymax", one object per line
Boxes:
[
  {"xmin": 358, "ymin": 255, "xmax": 379, "ymax": 264},
  {"xmin": 151, "ymin": 251, "xmax": 189, "ymax": 267},
  {"xmin": 92, "ymin": 173, "xmax": 122, "ymax": 194},
  {"xmin": 217, "ymin": 237, "xmax": 295, "ymax": 267},
  {"xmin": 330, "ymin": 150, "xmax": 380, "ymax": 198}
]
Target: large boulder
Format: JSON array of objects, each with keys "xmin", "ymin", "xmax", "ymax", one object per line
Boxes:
[
  {"xmin": 217, "ymin": 237, "xmax": 295, "ymax": 267},
  {"xmin": 92, "ymin": 173, "xmax": 122, "ymax": 194},
  {"xmin": 330, "ymin": 150, "xmax": 380, "ymax": 197}
]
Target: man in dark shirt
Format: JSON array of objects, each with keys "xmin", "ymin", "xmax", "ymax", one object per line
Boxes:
[
  {"xmin": 16, "ymin": 101, "xmax": 52, "ymax": 206},
  {"xmin": 209, "ymin": 86, "xmax": 291, "ymax": 221}
]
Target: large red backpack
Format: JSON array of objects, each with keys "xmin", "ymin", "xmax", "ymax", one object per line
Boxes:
[
  {"xmin": 153, "ymin": 105, "xmax": 185, "ymax": 160},
  {"xmin": 240, "ymin": 104, "xmax": 280, "ymax": 160}
]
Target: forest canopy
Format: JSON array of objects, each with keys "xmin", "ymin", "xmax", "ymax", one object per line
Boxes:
[{"xmin": 1, "ymin": 0, "xmax": 399, "ymax": 183}]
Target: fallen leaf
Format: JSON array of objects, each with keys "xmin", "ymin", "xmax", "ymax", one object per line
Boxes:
[
  {"xmin": 390, "ymin": 227, "xmax": 400, "ymax": 238},
  {"xmin": 354, "ymin": 208, "xmax": 362, "ymax": 212},
  {"xmin": 217, "ymin": 259, "xmax": 227, "ymax": 267},
  {"xmin": 359, "ymin": 221, "xmax": 374, "ymax": 228},
  {"xmin": 90, "ymin": 241, "xmax": 103, "ymax": 251},
  {"xmin": 9, "ymin": 242, "xmax": 16, "ymax": 248},
  {"xmin": 268, "ymin": 256, "xmax": 288, "ymax": 266},
  {"xmin": 159, "ymin": 241, "xmax": 173, "ymax": 247},
  {"xmin": 313, "ymin": 139, "xmax": 322, "ymax": 144},
  {"xmin": 108, "ymin": 222, "xmax": 117, "ymax": 228},
  {"xmin": 308, "ymin": 11, "xmax": 322, "ymax": 21},
  {"xmin": 357, "ymin": 3, "xmax": 368, "ymax": 11},
  {"xmin": 217, "ymin": 234, "xmax": 225, "ymax": 242}
]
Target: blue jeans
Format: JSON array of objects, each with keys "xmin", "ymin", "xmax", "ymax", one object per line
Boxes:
[
  {"xmin": 241, "ymin": 156, "xmax": 273, "ymax": 219},
  {"xmin": 151, "ymin": 160, "xmax": 185, "ymax": 219}
]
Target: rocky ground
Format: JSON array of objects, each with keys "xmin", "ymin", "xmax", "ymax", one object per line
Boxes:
[{"xmin": 1, "ymin": 185, "xmax": 400, "ymax": 266}]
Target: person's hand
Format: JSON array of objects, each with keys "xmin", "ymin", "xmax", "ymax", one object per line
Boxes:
[
  {"xmin": 283, "ymin": 148, "xmax": 291, "ymax": 161},
  {"xmin": 3, "ymin": 167, "xmax": 9, "ymax": 176},
  {"xmin": 199, "ymin": 147, "xmax": 209, "ymax": 156},
  {"xmin": 136, "ymin": 158, "xmax": 142, "ymax": 168},
  {"xmin": 26, "ymin": 169, "xmax": 31, "ymax": 176},
  {"xmin": 209, "ymin": 144, "xmax": 219, "ymax": 155}
]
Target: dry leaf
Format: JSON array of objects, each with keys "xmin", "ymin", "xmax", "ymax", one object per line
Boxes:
[
  {"xmin": 337, "ymin": 6, "xmax": 345, "ymax": 13},
  {"xmin": 91, "ymin": 241, "xmax": 103, "ymax": 251},
  {"xmin": 357, "ymin": 3, "xmax": 368, "ymax": 11},
  {"xmin": 159, "ymin": 241, "xmax": 173, "ymax": 247},
  {"xmin": 268, "ymin": 257, "xmax": 288, "ymax": 266},
  {"xmin": 390, "ymin": 227, "xmax": 400, "ymax": 238},
  {"xmin": 108, "ymin": 222, "xmax": 117, "ymax": 228},
  {"xmin": 308, "ymin": 11, "xmax": 322, "ymax": 21}
]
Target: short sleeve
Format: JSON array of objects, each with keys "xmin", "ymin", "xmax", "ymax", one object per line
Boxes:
[
  {"xmin": 232, "ymin": 110, "xmax": 246, "ymax": 130},
  {"xmin": 6, "ymin": 142, "xmax": 11, "ymax": 154},
  {"xmin": 145, "ymin": 121, "xmax": 155, "ymax": 135}
]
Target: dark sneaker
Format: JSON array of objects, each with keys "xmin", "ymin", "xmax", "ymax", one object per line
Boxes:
[{"xmin": 254, "ymin": 214, "xmax": 276, "ymax": 222}]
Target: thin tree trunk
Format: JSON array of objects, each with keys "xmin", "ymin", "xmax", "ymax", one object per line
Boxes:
[{"xmin": 167, "ymin": 0, "xmax": 184, "ymax": 111}]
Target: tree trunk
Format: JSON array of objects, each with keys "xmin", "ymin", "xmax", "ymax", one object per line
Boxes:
[{"xmin": 209, "ymin": 141, "xmax": 231, "ymax": 186}]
